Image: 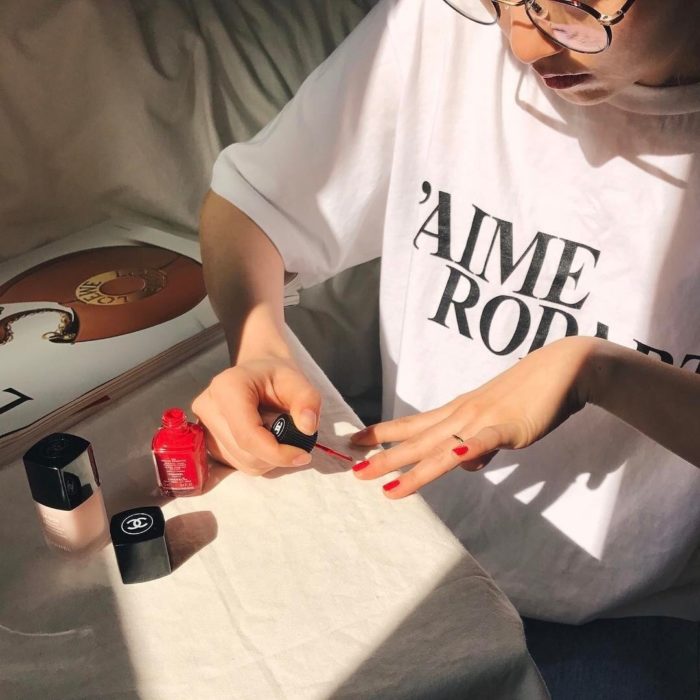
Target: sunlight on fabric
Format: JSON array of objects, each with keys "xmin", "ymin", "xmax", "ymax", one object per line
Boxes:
[
  {"xmin": 332, "ymin": 420, "xmax": 363, "ymax": 437},
  {"xmin": 483, "ymin": 464, "xmax": 518, "ymax": 485},
  {"xmin": 541, "ymin": 465, "xmax": 626, "ymax": 560},
  {"xmin": 484, "ymin": 456, "xmax": 626, "ymax": 560},
  {"xmin": 514, "ymin": 481, "xmax": 545, "ymax": 505}
]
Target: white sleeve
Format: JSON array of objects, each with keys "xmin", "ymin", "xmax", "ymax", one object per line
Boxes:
[{"xmin": 211, "ymin": 0, "xmax": 402, "ymax": 289}]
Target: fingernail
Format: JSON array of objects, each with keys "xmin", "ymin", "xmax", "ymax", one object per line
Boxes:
[
  {"xmin": 292, "ymin": 453, "xmax": 312, "ymax": 467},
  {"xmin": 351, "ymin": 428, "xmax": 368, "ymax": 441},
  {"xmin": 383, "ymin": 479, "xmax": 400, "ymax": 492},
  {"xmin": 352, "ymin": 460, "xmax": 370, "ymax": 472},
  {"xmin": 299, "ymin": 409, "xmax": 317, "ymax": 435},
  {"xmin": 452, "ymin": 445, "xmax": 469, "ymax": 457}
]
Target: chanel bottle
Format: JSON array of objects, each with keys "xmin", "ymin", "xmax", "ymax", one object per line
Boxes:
[
  {"xmin": 151, "ymin": 407, "xmax": 208, "ymax": 497},
  {"xmin": 23, "ymin": 433, "xmax": 110, "ymax": 554}
]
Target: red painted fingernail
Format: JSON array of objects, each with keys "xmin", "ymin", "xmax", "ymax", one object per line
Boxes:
[
  {"xmin": 352, "ymin": 460, "xmax": 370, "ymax": 472},
  {"xmin": 383, "ymin": 479, "xmax": 400, "ymax": 492},
  {"xmin": 452, "ymin": 445, "xmax": 469, "ymax": 457}
]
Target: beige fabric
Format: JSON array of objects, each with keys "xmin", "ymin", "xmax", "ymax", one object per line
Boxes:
[
  {"xmin": 0, "ymin": 332, "xmax": 548, "ymax": 699},
  {"xmin": 0, "ymin": 0, "xmax": 377, "ymax": 257}
]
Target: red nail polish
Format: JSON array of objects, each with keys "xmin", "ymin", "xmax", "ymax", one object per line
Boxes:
[
  {"xmin": 352, "ymin": 460, "xmax": 370, "ymax": 472},
  {"xmin": 383, "ymin": 479, "xmax": 400, "ymax": 492},
  {"xmin": 452, "ymin": 445, "xmax": 469, "ymax": 457},
  {"xmin": 152, "ymin": 408, "xmax": 209, "ymax": 497}
]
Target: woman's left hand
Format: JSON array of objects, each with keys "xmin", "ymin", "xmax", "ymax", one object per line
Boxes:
[{"xmin": 350, "ymin": 336, "xmax": 599, "ymax": 498}]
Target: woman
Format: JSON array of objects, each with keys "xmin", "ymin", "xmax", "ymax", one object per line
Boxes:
[{"xmin": 194, "ymin": 0, "xmax": 700, "ymax": 695}]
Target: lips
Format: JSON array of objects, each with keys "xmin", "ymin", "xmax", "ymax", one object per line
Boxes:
[{"xmin": 540, "ymin": 73, "xmax": 590, "ymax": 90}]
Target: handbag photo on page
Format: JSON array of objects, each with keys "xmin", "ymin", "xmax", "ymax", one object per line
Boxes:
[{"xmin": 0, "ymin": 220, "xmax": 221, "ymax": 464}]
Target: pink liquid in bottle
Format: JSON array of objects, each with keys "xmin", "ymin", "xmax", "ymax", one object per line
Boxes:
[{"xmin": 152, "ymin": 408, "xmax": 208, "ymax": 497}]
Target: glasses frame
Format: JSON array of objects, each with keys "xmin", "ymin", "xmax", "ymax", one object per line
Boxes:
[{"xmin": 442, "ymin": 0, "xmax": 637, "ymax": 54}]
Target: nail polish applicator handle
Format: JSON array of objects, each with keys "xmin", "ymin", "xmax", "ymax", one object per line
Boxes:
[
  {"xmin": 269, "ymin": 413, "xmax": 317, "ymax": 452},
  {"xmin": 268, "ymin": 413, "xmax": 353, "ymax": 462}
]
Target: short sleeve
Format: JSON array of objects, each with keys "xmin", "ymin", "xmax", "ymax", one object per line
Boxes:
[{"xmin": 211, "ymin": 0, "xmax": 402, "ymax": 289}]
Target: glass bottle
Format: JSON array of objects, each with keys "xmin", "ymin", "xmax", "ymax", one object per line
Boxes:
[
  {"xmin": 151, "ymin": 407, "xmax": 208, "ymax": 497},
  {"xmin": 23, "ymin": 433, "xmax": 110, "ymax": 555}
]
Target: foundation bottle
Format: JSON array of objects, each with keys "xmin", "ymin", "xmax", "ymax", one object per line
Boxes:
[{"xmin": 23, "ymin": 433, "xmax": 110, "ymax": 555}]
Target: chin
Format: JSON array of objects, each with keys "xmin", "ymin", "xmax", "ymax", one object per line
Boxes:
[
  {"xmin": 547, "ymin": 75, "xmax": 632, "ymax": 107},
  {"xmin": 554, "ymin": 87, "xmax": 616, "ymax": 106}
]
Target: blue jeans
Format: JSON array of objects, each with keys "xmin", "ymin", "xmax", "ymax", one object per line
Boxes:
[{"xmin": 522, "ymin": 616, "xmax": 699, "ymax": 700}]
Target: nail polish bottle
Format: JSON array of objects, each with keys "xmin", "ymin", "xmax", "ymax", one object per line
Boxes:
[
  {"xmin": 23, "ymin": 433, "xmax": 110, "ymax": 555},
  {"xmin": 151, "ymin": 407, "xmax": 208, "ymax": 497}
]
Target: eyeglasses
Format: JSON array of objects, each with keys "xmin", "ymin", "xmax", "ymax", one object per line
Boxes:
[{"xmin": 442, "ymin": 0, "xmax": 637, "ymax": 54}]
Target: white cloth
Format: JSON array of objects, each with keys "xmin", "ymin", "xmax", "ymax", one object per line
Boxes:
[
  {"xmin": 0, "ymin": 0, "xmax": 379, "ymax": 262},
  {"xmin": 0, "ymin": 333, "xmax": 547, "ymax": 700},
  {"xmin": 211, "ymin": 0, "xmax": 700, "ymax": 622}
]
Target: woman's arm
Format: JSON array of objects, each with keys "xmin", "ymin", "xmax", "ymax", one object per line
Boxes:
[
  {"xmin": 585, "ymin": 338, "xmax": 700, "ymax": 467},
  {"xmin": 199, "ymin": 190, "xmax": 291, "ymax": 365},
  {"xmin": 350, "ymin": 336, "xmax": 700, "ymax": 498},
  {"xmin": 192, "ymin": 191, "xmax": 321, "ymax": 474}
]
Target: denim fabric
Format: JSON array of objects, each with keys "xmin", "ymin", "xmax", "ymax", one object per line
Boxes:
[{"xmin": 523, "ymin": 616, "xmax": 699, "ymax": 700}]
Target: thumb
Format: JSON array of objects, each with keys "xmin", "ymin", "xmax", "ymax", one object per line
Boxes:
[
  {"xmin": 274, "ymin": 369, "xmax": 322, "ymax": 436},
  {"xmin": 290, "ymin": 399, "xmax": 321, "ymax": 436}
]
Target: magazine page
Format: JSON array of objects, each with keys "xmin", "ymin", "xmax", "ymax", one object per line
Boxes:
[{"xmin": 0, "ymin": 220, "xmax": 218, "ymax": 442}]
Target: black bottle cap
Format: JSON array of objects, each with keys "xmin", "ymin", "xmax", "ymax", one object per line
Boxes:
[
  {"xmin": 110, "ymin": 506, "xmax": 171, "ymax": 584},
  {"xmin": 270, "ymin": 413, "xmax": 317, "ymax": 452},
  {"xmin": 23, "ymin": 433, "xmax": 101, "ymax": 511}
]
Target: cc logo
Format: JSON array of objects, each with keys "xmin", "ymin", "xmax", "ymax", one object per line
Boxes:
[
  {"xmin": 44, "ymin": 436, "xmax": 68, "ymax": 456},
  {"xmin": 121, "ymin": 512, "xmax": 154, "ymax": 536},
  {"xmin": 272, "ymin": 417, "xmax": 286, "ymax": 436}
]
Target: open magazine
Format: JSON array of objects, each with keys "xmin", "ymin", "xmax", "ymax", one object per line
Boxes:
[{"xmin": 0, "ymin": 219, "xmax": 299, "ymax": 465}]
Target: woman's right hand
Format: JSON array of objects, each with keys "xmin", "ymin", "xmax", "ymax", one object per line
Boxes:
[{"xmin": 192, "ymin": 355, "xmax": 322, "ymax": 475}]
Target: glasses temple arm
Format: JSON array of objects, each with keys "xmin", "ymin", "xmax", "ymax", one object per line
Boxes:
[{"xmin": 599, "ymin": 0, "xmax": 637, "ymax": 26}]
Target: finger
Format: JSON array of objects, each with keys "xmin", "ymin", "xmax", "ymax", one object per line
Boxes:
[
  {"xmin": 379, "ymin": 436, "xmax": 470, "ymax": 499},
  {"xmin": 196, "ymin": 401, "xmax": 278, "ymax": 474},
  {"xmin": 350, "ymin": 403, "xmax": 455, "ymax": 446},
  {"xmin": 200, "ymin": 421, "xmax": 271, "ymax": 475},
  {"xmin": 380, "ymin": 424, "xmax": 518, "ymax": 498},
  {"xmin": 197, "ymin": 372, "xmax": 268, "ymax": 453},
  {"xmin": 459, "ymin": 450, "xmax": 498, "ymax": 472},
  {"xmin": 353, "ymin": 411, "xmax": 478, "ymax": 479},
  {"xmin": 198, "ymin": 380, "xmax": 311, "ymax": 468},
  {"xmin": 456, "ymin": 424, "xmax": 519, "ymax": 471},
  {"xmin": 271, "ymin": 366, "xmax": 322, "ymax": 436},
  {"xmin": 352, "ymin": 417, "xmax": 466, "ymax": 480}
]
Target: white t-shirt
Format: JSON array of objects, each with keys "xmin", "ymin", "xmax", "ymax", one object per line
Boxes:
[{"xmin": 211, "ymin": 0, "xmax": 700, "ymax": 623}]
